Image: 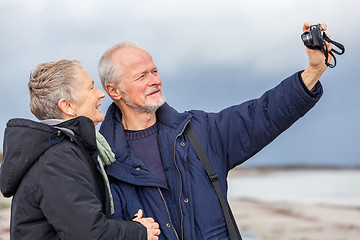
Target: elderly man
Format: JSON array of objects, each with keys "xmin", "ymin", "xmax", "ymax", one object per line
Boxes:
[{"xmin": 98, "ymin": 22, "xmax": 331, "ymax": 240}]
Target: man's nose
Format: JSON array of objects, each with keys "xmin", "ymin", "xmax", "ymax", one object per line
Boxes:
[{"xmin": 148, "ymin": 73, "xmax": 161, "ymax": 86}]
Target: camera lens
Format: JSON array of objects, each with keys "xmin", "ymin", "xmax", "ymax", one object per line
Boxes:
[{"xmin": 301, "ymin": 32, "xmax": 313, "ymax": 46}]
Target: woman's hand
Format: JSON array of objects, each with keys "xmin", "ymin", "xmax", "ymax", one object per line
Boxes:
[{"xmin": 133, "ymin": 209, "xmax": 161, "ymax": 240}]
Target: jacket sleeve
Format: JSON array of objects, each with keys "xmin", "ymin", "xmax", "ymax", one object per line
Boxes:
[
  {"xmin": 194, "ymin": 71, "xmax": 323, "ymax": 172},
  {"xmin": 37, "ymin": 145, "xmax": 147, "ymax": 240}
]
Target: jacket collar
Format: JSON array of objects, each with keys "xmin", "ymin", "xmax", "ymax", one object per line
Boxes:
[
  {"xmin": 99, "ymin": 102, "xmax": 191, "ymax": 187},
  {"xmin": 0, "ymin": 116, "xmax": 96, "ymax": 197},
  {"xmin": 156, "ymin": 103, "xmax": 191, "ymax": 130}
]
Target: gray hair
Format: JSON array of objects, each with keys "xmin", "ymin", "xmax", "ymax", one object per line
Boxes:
[
  {"xmin": 98, "ymin": 41, "xmax": 138, "ymax": 91},
  {"xmin": 28, "ymin": 59, "xmax": 83, "ymax": 120}
]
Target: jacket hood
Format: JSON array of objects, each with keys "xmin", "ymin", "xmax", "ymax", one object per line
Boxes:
[{"xmin": 0, "ymin": 116, "xmax": 96, "ymax": 197}]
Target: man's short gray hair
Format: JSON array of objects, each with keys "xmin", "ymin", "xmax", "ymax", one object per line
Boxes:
[
  {"xmin": 28, "ymin": 59, "xmax": 82, "ymax": 120},
  {"xmin": 98, "ymin": 41, "xmax": 138, "ymax": 91}
]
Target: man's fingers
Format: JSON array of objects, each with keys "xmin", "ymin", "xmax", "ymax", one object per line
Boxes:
[
  {"xmin": 320, "ymin": 23, "xmax": 327, "ymax": 31},
  {"xmin": 302, "ymin": 22, "xmax": 327, "ymax": 32},
  {"xmin": 303, "ymin": 21, "xmax": 312, "ymax": 32}
]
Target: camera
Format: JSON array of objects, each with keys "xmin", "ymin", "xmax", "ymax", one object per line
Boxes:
[
  {"xmin": 301, "ymin": 24, "xmax": 345, "ymax": 68},
  {"xmin": 301, "ymin": 24, "xmax": 324, "ymax": 50}
]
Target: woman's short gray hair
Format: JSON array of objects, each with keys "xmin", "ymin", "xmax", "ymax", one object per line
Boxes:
[
  {"xmin": 28, "ymin": 59, "xmax": 83, "ymax": 120},
  {"xmin": 98, "ymin": 41, "xmax": 138, "ymax": 91}
]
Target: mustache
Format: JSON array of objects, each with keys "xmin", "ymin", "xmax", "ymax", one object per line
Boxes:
[{"xmin": 145, "ymin": 86, "xmax": 161, "ymax": 96}]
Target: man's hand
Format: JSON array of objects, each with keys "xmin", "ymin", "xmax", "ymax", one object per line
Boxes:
[
  {"xmin": 301, "ymin": 22, "xmax": 333, "ymax": 90},
  {"xmin": 133, "ymin": 209, "xmax": 161, "ymax": 240}
]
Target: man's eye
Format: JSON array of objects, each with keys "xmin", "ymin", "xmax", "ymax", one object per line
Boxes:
[{"xmin": 137, "ymin": 74, "xmax": 145, "ymax": 80}]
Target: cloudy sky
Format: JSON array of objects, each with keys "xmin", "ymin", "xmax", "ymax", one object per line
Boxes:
[{"xmin": 0, "ymin": 0, "xmax": 359, "ymax": 166}]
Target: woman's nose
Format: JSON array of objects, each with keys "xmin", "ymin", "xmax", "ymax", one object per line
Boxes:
[{"xmin": 97, "ymin": 87, "xmax": 106, "ymax": 99}]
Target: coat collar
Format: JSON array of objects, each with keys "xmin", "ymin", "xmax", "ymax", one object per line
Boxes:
[
  {"xmin": 0, "ymin": 116, "xmax": 97, "ymax": 197},
  {"xmin": 99, "ymin": 102, "xmax": 191, "ymax": 187}
]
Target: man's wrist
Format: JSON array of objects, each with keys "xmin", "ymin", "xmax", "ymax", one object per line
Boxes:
[
  {"xmin": 298, "ymin": 71, "xmax": 321, "ymax": 98},
  {"xmin": 301, "ymin": 64, "xmax": 326, "ymax": 90}
]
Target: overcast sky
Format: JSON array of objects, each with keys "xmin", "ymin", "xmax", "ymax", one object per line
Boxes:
[{"xmin": 0, "ymin": 0, "xmax": 359, "ymax": 166}]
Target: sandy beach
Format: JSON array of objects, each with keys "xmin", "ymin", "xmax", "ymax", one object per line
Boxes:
[
  {"xmin": 0, "ymin": 196, "xmax": 10, "ymax": 240},
  {"xmin": 229, "ymin": 198, "xmax": 360, "ymax": 240},
  {"xmin": 0, "ymin": 167, "xmax": 359, "ymax": 240},
  {"xmin": 228, "ymin": 167, "xmax": 360, "ymax": 240}
]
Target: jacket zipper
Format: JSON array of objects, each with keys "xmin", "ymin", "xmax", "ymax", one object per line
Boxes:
[
  {"xmin": 158, "ymin": 187, "xmax": 180, "ymax": 240},
  {"xmin": 173, "ymin": 119, "xmax": 191, "ymax": 240}
]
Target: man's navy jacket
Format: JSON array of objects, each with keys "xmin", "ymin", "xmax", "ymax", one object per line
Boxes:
[{"xmin": 99, "ymin": 71, "xmax": 323, "ymax": 240}]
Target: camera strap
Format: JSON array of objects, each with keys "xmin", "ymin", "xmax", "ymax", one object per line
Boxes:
[
  {"xmin": 311, "ymin": 33, "xmax": 345, "ymax": 68},
  {"xmin": 185, "ymin": 123, "xmax": 243, "ymax": 240}
]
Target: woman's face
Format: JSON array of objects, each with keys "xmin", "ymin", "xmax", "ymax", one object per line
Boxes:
[{"xmin": 71, "ymin": 69, "xmax": 106, "ymax": 126}]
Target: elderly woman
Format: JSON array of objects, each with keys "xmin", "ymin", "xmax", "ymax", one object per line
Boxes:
[{"xmin": 0, "ymin": 60, "xmax": 160, "ymax": 239}]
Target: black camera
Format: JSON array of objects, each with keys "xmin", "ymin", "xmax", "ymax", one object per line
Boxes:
[
  {"xmin": 301, "ymin": 24, "xmax": 345, "ymax": 68},
  {"xmin": 301, "ymin": 24, "xmax": 324, "ymax": 49}
]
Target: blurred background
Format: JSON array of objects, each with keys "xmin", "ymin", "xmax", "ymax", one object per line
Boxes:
[
  {"xmin": 0, "ymin": 1, "xmax": 359, "ymax": 239},
  {"xmin": 0, "ymin": 0, "xmax": 359, "ymax": 167}
]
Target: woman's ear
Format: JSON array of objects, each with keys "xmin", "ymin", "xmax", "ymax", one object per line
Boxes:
[
  {"xmin": 106, "ymin": 83, "xmax": 122, "ymax": 101},
  {"xmin": 58, "ymin": 99, "xmax": 75, "ymax": 118}
]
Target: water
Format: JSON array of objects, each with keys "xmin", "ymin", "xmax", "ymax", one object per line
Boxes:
[
  {"xmin": 241, "ymin": 233, "xmax": 261, "ymax": 240},
  {"xmin": 228, "ymin": 169, "xmax": 360, "ymax": 207}
]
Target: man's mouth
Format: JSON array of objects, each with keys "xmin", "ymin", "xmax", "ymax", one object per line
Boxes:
[{"xmin": 146, "ymin": 87, "xmax": 161, "ymax": 97}]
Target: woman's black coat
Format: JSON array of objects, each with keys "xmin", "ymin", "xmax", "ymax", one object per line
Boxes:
[{"xmin": 0, "ymin": 116, "xmax": 146, "ymax": 240}]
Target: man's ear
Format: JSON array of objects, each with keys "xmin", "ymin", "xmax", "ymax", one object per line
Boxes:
[
  {"xmin": 58, "ymin": 98, "xmax": 75, "ymax": 117},
  {"xmin": 106, "ymin": 83, "xmax": 122, "ymax": 101}
]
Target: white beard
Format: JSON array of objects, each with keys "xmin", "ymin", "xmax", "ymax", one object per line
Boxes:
[{"xmin": 122, "ymin": 87, "xmax": 165, "ymax": 114}]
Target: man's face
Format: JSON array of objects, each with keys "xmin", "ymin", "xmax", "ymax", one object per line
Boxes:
[{"xmin": 113, "ymin": 47, "xmax": 164, "ymax": 114}]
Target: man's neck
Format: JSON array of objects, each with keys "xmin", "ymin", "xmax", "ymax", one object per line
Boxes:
[{"xmin": 119, "ymin": 104, "xmax": 157, "ymax": 131}]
